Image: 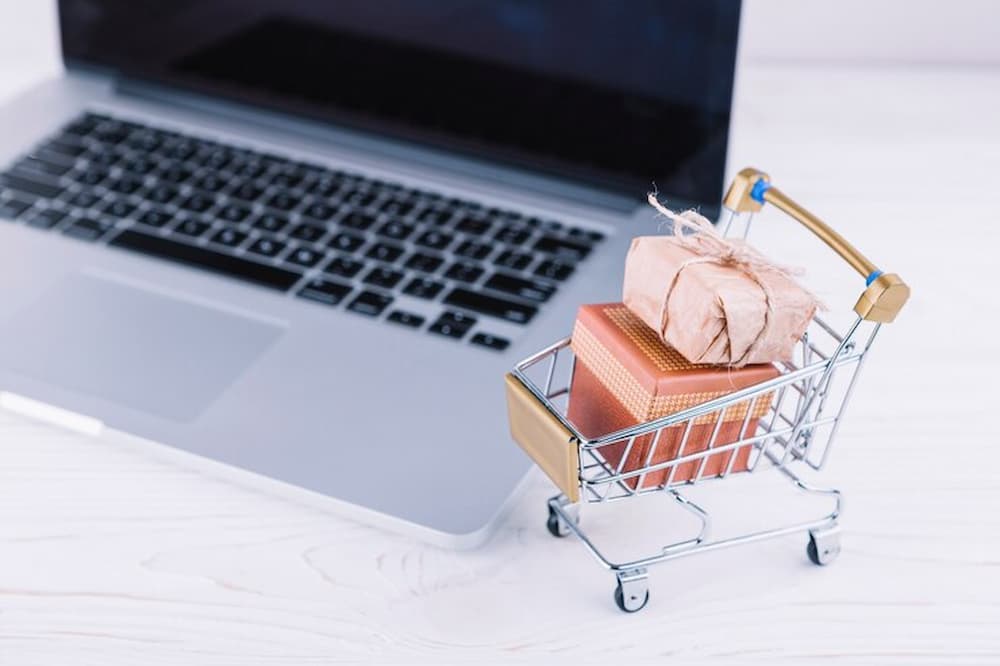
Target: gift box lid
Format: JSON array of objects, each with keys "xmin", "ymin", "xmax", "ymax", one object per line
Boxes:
[{"xmin": 571, "ymin": 303, "xmax": 780, "ymax": 423}]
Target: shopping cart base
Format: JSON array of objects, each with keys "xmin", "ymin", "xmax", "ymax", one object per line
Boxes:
[{"xmin": 544, "ymin": 463, "xmax": 843, "ymax": 613}]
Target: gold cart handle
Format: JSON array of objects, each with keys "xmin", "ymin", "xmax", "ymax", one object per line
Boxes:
[{"xmin": 723, "ymin": 167, "xmax": 910, "ymax": 323}]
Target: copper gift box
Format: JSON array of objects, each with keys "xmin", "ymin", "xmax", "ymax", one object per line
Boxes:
[{"xmin": 567, "ymin": 304, "xmax": 779, "ymax": 489}]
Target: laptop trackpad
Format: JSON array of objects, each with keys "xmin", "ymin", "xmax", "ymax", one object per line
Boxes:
[{"xmin": 0, "ymin": 273, "xmax": 284, "ymax": 421}]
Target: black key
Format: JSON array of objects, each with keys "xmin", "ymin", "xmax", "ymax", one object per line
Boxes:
[
  {"xmin": 387, "ymin": 310, "xmax": 425, "ymax": 328},
  {"xmin": 233, "ymin": 161, "xmax": 268, "ymax": 180},
  {"xmin": 122, "ymin": 156, "xmax": 157, "ymax": 176},
  {"xmin": 86, "ymin": 150, "xmax": 119, "ymax": 168},
  {"xmin": 232, "ymin": 181, "xmax": 265, "ymax": 202},
  {"xmin": 378, "ymin": 199, "xmax": 414, "ymax": 217},
  {"xmin": 534, "ymin": 260, "xmax": 574, "ymax": 282},
  {"xmin": 343, "ymin": 188, "xmax": 378, "ymax": 207},
  {"xmin": 288, "ymin": 223, "xmax": 326, "ymax": 243},
  {"xmin": 470, "ymin": 332, "xmax": 511, "ymax": 351},
  {"xmin": 362, "ymin": 266, "xmax": 404, "ymax": 289},
  {"xmin": 428, "ymin": 310, "xmax": 477, "ymax": 339},
  {"xmin": 495, "ymin": 250, "xmax": 533, "ymax": 271},
  {"xmin": 285, "ymin": 246, "xmax": 325, "ymax": 268},
  {"xmin": 75, "ymin": 168, "xmax": 109, "ymax": 186},
  {"xmin": 173, "ymin": 218, "xmax": 211, "ymax": 238},
  {"xmin": 219, "ymin": 204, "xmax": 251, "ymax": 223},
  {"xmin": 443, "ymin": 287, "xmax": 538, "ymax": 324},
  {"xmin": 271, "ymin": 171, "xmax": 302, "ymax": 188},
  {"xmin": 145, "ymin": 184, "xmax": 178, "ymax": 204},
  {"xmin": 0, "ymin": 198, "xmax": 32, "ymax": 219},
  {"xmin": 15, "ymin": 156, "xmax": 73, "ymax": 177},
  {"xmin": 417, "ymin": 207, "xmax": 451, "ymax": 225},
  {"xmin": 329, "ymin": 232, "xmax": 365, "ymax": 253},
  {"xmin": 66, "ymin": 191, "xmax": 102, "ymax": 208},
  {"xmin": 534, "ymin": 235, "xmax": 589, "ymax": 260},
  {"xmin": 110, "ymin": 230, "xmax": 301, "ymax": 290},
  {"xmin": 298, "ymin": 277, "xmax": 353, "ymax": 306},
  {"xmin": 494, "ymin": 225, "xmax": 531, "ymax": 245},
  {"xmin": 42, "ymin": 139, "xmax": 87, "ymax": 158},
  {"xmin": 303, "ymin": 202, "xmax": 336, "ymax": 221},
  {"xmin": 102, "ymin": 199, "xmax": 136, "ymax": 218},
  {"xmin": 443, "ymin": 261, "xmax": 484, "ymax": 284},
  {"xmin": 484, "ymin": 272, "xmax": 557, "ymax": 303},
  {"xmin": 193, "ymin": 172, "xmax": 228, "ymax": 192},
  {"xmin": 455, "ymin": 240, "xmax": 492, "ymax": 260},
  {"xmin": 252, "ymin": 213, "xmax": 288, "ymax": 234},
  {"xmin": 402, "ymin": 277, "xmax": 445, "ymax": 300},
  {"xmin": 63, "ymin": 216, "xmax": 114, "ymax": 241},
  {"xmin": 266, "ymin": 191, "xmax": 298, "ymax": 211},
  {"xmin": 366, "ymin": 242, "xmax": 405, "ymax": 263},
  {"xmin": 341, "ymin": 211, "xmax": 376, "ymax": 231},
  {"xmin": 376, "ymin": 219, "xmax": 415, "ymax": 240},
  {"xmin": 415, "ymin": 229, "xmax": 453, "ymax": 250},
  {"xmin": 179, "ymin": 193, "xmax": 214, "ymax": 213},
  {"xmin": 26, "ymin": 208, "xmax": 65, "ymax": 228},
  {"xmin": 0, "ymin": 172, "xmax": 63, "ymax": 199},
  {"xmin": 324, "ymin": 255, "xmax": 365, "ymax": 278},
  {"xmin": 404, "ymin": 252, "xmax": 444, "ymax": 274},
  {"xmin": 568, "ymin": 227, "xmax": 605, "ymax": 243},
  {"xmin": 309, "ymin": 174, "xmax": 343, "ymax": 197},
  {"xmin": 247, "ymin": 236, "xmax": 286, "ymax": 257},
  {"xmin": 200, "ymin": 149, "xmax": 231, "ymax": 170},
  {"xmin": 109, "ymin": 176, "xmax": 145, "ymax": 195},
  {"xmin": 455, "ymin": 217, "xmax": 491, "ymax": 235},
  {"xmin": 138, "ymin": 208, "xmax": 172, "ymax": 228},
  {"xmin": 159, "ymin": 165, "xmax": 192, "ymax": 184},
  {"xmin": 210, "ymin": 228, "xmax": 248, "ymax": 248},
  {"xmin": 347, "ymin": 290, "xmax": 393, "ymax": 317}
]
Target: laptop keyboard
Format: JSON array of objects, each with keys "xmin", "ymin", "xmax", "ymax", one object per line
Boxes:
[{"xmin": 0, "ymin": 112, "xmax": 605, "ymax": 351}]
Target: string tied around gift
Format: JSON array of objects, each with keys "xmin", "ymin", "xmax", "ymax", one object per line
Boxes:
[{"xmin": 647, "ymin": 193, "xmax": 824, "ymax": 367}]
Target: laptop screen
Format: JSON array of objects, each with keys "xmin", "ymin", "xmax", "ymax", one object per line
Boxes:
[{"xmin": 59, "ymin": 1, "xmax": 741, "ymax": 212}]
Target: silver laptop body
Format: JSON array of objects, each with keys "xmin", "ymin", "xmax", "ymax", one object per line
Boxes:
[{"xmin": 0, "ymin": 3, "xmax": 740, "ymax": 546}]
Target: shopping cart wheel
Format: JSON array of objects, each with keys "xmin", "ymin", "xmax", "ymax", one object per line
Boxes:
[
  {"xmin": 545, "ymin": 496, "xmax": 579, "ymax": 538},
  {"xmin": 807, "ymin": 526, "xmax": 841, "ymax": 566},
  {"xmin": 614, "ymin": 569, "xmax": 650, "ymax": 613}
]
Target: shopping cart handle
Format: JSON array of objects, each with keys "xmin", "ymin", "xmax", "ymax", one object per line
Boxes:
[{"xmin": 723, "ymin": 167, "xmax": 910, "ymax": 323}]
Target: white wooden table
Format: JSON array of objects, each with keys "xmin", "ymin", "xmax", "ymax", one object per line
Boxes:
[{"xmin": 2, "ymin": 41, "xmax": 999, "ymax": 666}]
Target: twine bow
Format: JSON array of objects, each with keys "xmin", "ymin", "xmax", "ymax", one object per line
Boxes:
[{"xmin": 646, "ymin": 194, "xmax": 821, "ymax": 366}]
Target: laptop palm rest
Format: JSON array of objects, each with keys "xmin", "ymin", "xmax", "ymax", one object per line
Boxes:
[{"xmin": 0, "ymin": 273, "xmax": 284, "ymax": 422}]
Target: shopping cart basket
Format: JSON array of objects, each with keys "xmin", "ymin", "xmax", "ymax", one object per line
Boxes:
[{"xmin": 505, "ymin": 167, "xmax": 910, "ymax": 612}]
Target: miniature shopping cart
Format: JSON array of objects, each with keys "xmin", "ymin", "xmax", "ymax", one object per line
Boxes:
[{"xmin": 505, "ymin": 167, "xmax": 910, "ymax": 613}]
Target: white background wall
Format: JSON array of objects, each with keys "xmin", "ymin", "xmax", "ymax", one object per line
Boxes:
[{"xmin": 0, "ymin": 0, "xmax": 998, "ymax": 85}]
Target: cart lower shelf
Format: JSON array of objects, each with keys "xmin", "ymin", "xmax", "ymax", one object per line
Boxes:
[{"xmin": 544, "ymin": 461, "xmax": 843, "ymax": 613}]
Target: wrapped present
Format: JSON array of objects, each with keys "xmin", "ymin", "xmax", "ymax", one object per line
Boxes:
[
  {"xmin": 567, "ymin": 303, "xmax": 780, "ymax": 489},
  {"xmin": 622, "ymin": 197, "xmax": 821, "ymax": 366}
]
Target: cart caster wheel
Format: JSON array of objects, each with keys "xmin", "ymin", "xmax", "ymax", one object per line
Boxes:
[
  {"xmin": 546, "ymin": 511, "xmax": 567, "ymax": 538},
  {"xmin": 614, "ymin": 581, "xmax": 650, "ymax": 613},
  {"xmin": 545, "ymin": 498, "xmax": 579, "ymax": 538},
  {"xmin": 807, "ymin": 527, "xmax": 841, "ymax": 566},
  {"xmin": 614, "ymin": 569, "xmax": 650, "ymax": 613}
]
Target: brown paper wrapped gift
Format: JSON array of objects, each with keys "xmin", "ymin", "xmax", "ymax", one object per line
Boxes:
[
  {"xmin": 623, "ymin": 203, "xmax": 819, "ymax": 366},
  {"xmin": 567, "ymin": 303, "xmax": 779, "ymax": 489}
]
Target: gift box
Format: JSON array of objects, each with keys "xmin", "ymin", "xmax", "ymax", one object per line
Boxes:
[
  {"xmin": 623, "ymin": 204, "xmax": 820, "ymax": 366},
  {"xmin": 567, "ymin": 303, "xmax": 780, "ymax": 489}
]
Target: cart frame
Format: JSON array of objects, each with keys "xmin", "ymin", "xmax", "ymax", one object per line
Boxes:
[{"xmin": 505, "ymin": 168, "xmax": 909, "ymax": 612}]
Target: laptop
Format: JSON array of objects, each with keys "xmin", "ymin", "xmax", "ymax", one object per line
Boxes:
[{"xmin": 0, "ymin": 1, "xmax": 741, "ymax": 546}]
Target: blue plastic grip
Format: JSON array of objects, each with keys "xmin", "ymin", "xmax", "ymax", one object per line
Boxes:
[{"xmin": 750, "ymin": 178, "xmax": 771, "ymax": 203}]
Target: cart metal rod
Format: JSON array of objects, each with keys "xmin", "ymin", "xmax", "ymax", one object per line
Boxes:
[
  {"xmin": 580, "ymin": 352, "xmax": 863, "ymax": 448},
  {"xmin": 549, "ymin": 463, "xmax": 841, "ymax": 573}
]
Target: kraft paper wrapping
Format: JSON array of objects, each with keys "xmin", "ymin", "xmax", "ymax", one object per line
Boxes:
[{"xmin": 623, "ymin": 235, "xmax": 817, "ymax": 366}]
